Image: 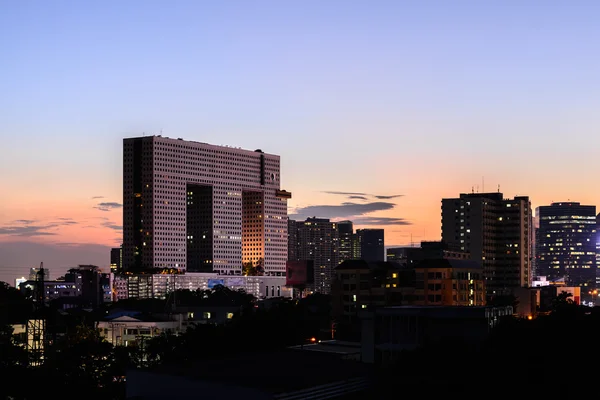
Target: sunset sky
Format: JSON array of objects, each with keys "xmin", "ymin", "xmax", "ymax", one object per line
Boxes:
[{"xmin": 2, "ymin": 0, "xmax": 600, "ymax": 284}]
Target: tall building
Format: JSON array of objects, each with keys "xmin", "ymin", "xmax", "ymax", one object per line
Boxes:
[
  {"xmin": 386, "ymin": 242, "xmax": 469, "ymax": 267},
  {"xmin": 356, "ymin": 229, "xmax": 385, "ymax": 262},
  {"xmin": 110, "ymin": 246, "xmax": 122, "ymax": 273},
  {"xmin": 536, "ymin": 202, "xmax": 596, "ymax": 288},
  {"xmin": 122, "ymin": 135, "xmax": 290, "ymax": 276},
  {"xmin": 337, "ymin": 220, "xmax": 355, "ymax": 262},
  {"xmin": 287, "ymin": 218, "xmax": 299, "ymax": 262},
  {"xmin": 597, "ymin": 213, "xmax": 600, "ymax": 287},
  {"xmin": 532, "ymin": 213, "xmax": 540, "ymax": 278},
  {"xmin": 289, "ymin": 218, "xmax": 339, "ymax": 294},
  {"xmin": 441, "ymin": 192, "xmax": 532, "ymax": 296},
  {"xmin": 29, "ymin": 267, "xmax": 50, "ymax": 281}
]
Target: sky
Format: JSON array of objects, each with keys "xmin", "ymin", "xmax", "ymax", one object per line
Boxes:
[{"xmin": 2, "ymin": 0, "xmax": 600, "ymax": 284}]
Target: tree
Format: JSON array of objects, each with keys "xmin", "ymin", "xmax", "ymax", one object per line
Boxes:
[
  {"xmin": 0, "ymin": 282, "xmax": 33, "ymax": 325},
  {"xmin": 243, "ymin": 260, "xmax": 264, "ymax": 276}
]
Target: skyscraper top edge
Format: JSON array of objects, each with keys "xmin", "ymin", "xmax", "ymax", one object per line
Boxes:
[{"xmin": 123, "ymin": 135, "xmax": 280, "ymax": 158}]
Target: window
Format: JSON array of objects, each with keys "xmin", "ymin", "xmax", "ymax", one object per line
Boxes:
[
  {"xmin": 227, "ymin": 313, "xmax": 234, "ymax": 319},
  {"xmin": 203, "ymin": 312, "xmax": 211, "ymax": 319}
]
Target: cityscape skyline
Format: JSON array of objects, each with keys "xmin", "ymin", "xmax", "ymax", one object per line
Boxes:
[{"xmin": 3, "ymin": 1, "xmax": 600, "ymax": 283}]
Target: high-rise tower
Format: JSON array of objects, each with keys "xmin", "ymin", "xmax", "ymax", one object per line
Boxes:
[
  {"xmin": 288, "ymin": 217, "xmax": 339, "ymax": 293},
  {"xmin": 536, "ymin": 202, "xmax": 596, "ymax": 288},
  {"xmin": 337, "ymin": 220, "xmax": 355, "ymax": 262},
  {"xmin": 122, "ymin": 135, "xmax": 290, "ymax": 276},
  {"xmin": 441, "ymin": 192, "xmax": 532, "ymax": 296},
  {"xmin": 356, "ymin": 229, "xmax": 385, "ymax": 262}
]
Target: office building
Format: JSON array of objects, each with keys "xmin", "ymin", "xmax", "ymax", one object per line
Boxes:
[
  {"xmin": 413, "ymin": 259, "xmax": 485, "ymax": 306},
  {"xmin": 536, "ymin": 202, "xmax": 596, "ymax": 288},
  {"xmin": 29, "ymin": 267, "xmax": 50, "ymax": 281},
  {"xmin": 125, "ymin": 272, "xmax": 290, "ymax": 300},
  {"xmin": 332, "ymin": 260, "xmax": 410, "ymax": 315},
  {"xmin": 15, "ymin": 277, "xmax": 27, "ymax": 289},
  {"xmin": 338, "ymin": 220, "xmax": 355, "ymax": 262},
  {"xmin": 356, "ymin": 229, "xmax": 385, "ymax": 262},
  {"xmin": 122, "ymin": 135, "xmax": 290, "ymax": 276},
  {"xmin": 597, "ymin": 213, "xmax": 600, "ymax": 286},
  {"xmin": 441, "ymin": 192, "xmax": 532, "ymax": 296},
  {"xmin": 360, "ymin": 305, "xmax": 513, "ymax": 364},
  {"xmin": 110, "ymin": 246, "xmax": 122, "ymax": 273},
  {"xmin": 532, "ymin": 214, "xmax": 540, "ymax": 278},
  {"xmin": 288, "ymin": 218, "xmax": 339, "ymax": 294},
  {"xmin": 287, "ymin": 218, "xmax": 299, "ymax": 262},
  {"xmin": 387, "ymin": 242, "xmax": 470, "ymax": 270}
]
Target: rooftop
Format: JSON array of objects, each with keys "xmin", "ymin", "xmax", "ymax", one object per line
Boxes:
[
  {"xmin": 125, "ymin": 135, "xmax": 279, "ymax": 157},
  {"xmin": 335, "ymin": 260, "xmax": 400, "ymax": 271},
  {"xmin": 363, "ymin": 305, "xmax": 513, "ymax": 318},
  {"xmin": 288, "ymin": 340, "xmax": 361, "ymax": 356},
  {"xmin": 414, "ymin": 258, "xmax": 482, "ymax": 269},
  {"xmin": 149, "ymin": 349, "xmax": 371, "ymax": 395}
]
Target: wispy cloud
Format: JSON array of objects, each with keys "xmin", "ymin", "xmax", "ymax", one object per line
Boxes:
[
  {"xmin": 91, "ymin": 196, "xmax": 105, "ymax": 199},
  {"xmin": 54, "ymin": 242, "xmax": 87, "ymax": 247},
  {"xmin": 290, "ymin": 201, "xmax": 396, "ymax": 220},
  {"xmin": 102, "ymin": 221, "xmax": 122, "ymax": 231},
  {"xmin": 352, "ymin": 217, "xmax": 411, "ymax": 226},
  {"xmin": 94, "ymin": 202, "xmax": 123, "ymax": 212},
  {"xmin": 0, "ymin": 218, "xmax": 82, "ymax": 237},
  {"xmin": 323, "ymin": 191, "xmax": 367, "ymax": 196},
  {"xmin": 0, "ymin": 224, "xmax": 58, "ymax": 237},
  {"xmin": 322, "ymin": 191, "xmax": 404, "ymax": 200},
  {"xmin": 13, "ymin": 219, "xmax": 36, "ymax": 224},
  {"xmin": 51, "ymin": 218, "xmax": 78, "ymax": 225}
]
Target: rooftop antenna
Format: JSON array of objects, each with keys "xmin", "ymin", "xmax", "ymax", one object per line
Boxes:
[
  {"xmin": 472, "ymin": 186, "xmax": 474, "ymax": 194},
  {"xmin": 498, "ymin": 184, "xmax": 500, "ymax": 193},
  {"xmin": 476, "ymin": 185, "xmax": 479, "ymax": 193}
]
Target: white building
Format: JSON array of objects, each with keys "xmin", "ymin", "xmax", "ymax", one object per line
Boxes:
[
  {"xmin": 15, "ymin": 276, "xmax": 27, "ymax": 289},
  {"xmin": 98, "ymin": 314, "xmax": 184, "ymax": 347},
  {"xmin": 123, "ymin": 272, "xmax": 291, "ymax": 300},
  {"xmin": 122, "ymin": 135, "xmax": 290, "ymax": 276},
  {"xmin": 113, "ymin": 275, "xmax": 129, "ymax": 301}
]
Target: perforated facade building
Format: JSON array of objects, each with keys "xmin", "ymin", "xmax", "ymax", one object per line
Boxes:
[{"xmin": 123, "ymin": 135, "xmax": 290, "ymax": 275}]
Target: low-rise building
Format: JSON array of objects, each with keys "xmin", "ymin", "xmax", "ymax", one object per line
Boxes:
[
  {"xmin": 122, "ymin": 273, "xmax": 291, "ymax": 300},
  {"xmin": 413, "ymin": 259, "xmax": 485, "ymax": 306},
  {"xmin": 332, "ymin": 260, "xmax": 413, "ymax": 323},
  {"xmin": 176, "ymin": 306, "xmax": 241, "ymax": 325},
  {"xmin": 360, "ymin": 305, "xmax": 513, "ymax": 364},
  {"xmin": 98, "ymin": 312, "xmax": 184, "ymax": 347},
  {"xmin": 126, "ymin": 350, "xmax": 372, "ymax": 399}
]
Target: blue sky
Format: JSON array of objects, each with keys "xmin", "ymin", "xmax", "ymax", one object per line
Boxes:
[{"xmin": 1, "ymin": 0, "xmax": 600, "ymax": 283}]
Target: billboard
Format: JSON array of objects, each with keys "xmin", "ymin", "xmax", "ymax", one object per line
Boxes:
[
  {"xmin": 286, "ymin": 260, "xmax": 314, "ymax": 286},
  {"xmin": 225, "ymin": 277, "xmax": 245, "ymax": 288},
  {"xmin": 207, "ymin": 279, "xmax": 225, "ymax": 289}
]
